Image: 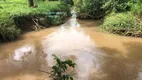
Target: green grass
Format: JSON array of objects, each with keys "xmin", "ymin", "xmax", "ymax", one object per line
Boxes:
[
  {"xmin": 0, "ymin": 0, "xmax": 70, "ymax": 42},
  {"xmin": 101, "ymin": 13, "xmax": 142, "ymax": 37}
]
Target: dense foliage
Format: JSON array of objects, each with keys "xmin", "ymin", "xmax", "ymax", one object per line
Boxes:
[
  {"xmin": 101, "ymin": 13, "xmax": 142, "ymax": 37},
  {"xmin": 74, "ymin": 0, "xmax": 132, "ymax": 19},
  {"xmin": 74, "ymin": 0, "xmax": 106, "ymax": 19},
  {"xmin": 0, "ymin": 0, "xmax": 71, "ymax": 42},
  {"xmin": 131, "ymin": 0, "xmax": 142, "ymax": 16}
]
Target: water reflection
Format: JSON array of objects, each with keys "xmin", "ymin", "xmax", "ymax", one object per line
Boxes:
[{"xmin": 42, "ymin": 27, "xmax": 102, "ymax": 80}]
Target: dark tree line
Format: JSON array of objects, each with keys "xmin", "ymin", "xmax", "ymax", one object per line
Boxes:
[
  {"xmin": 28, "ymin": 0, "xmax": 34, "ymax": 7},
  {"xmin": 28, "ymin": 0, "xmax": 45, "ymax": 7}
]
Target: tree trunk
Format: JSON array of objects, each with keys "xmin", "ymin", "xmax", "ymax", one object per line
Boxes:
[{"xmin": 28, "ymin": 0, "xmax": 34, "ymax": 7}]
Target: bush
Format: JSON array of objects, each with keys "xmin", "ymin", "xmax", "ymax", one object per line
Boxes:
[
  {"xmin": 132, "ymin": 4, "xmax": 142, "ymax": 16},
  {"xmin": 131, "ymin": 0, "xmax": 142, "ymax": 16},
  {"xmin": 74, "ymin": 0, "xmax": 132, "ymax": 19},
  {"xmin": 0, "ymin": 26, "xmax": 21, "ymax": 42},
  {"xmin": 74, "ymin": 0, "xmax": 106, "ymax": 19},
  {"xmin": 101, "ymin": 13, "xmax": 142, "ymax": 37},
  {"xmin": 48, "ymin": 15, "xmax": 63, "ymax": 26},
  {"xmin": 0, "ymin": 14, "xmax": 21, "ymax": 42},
  {"xmin": 112, "ymin": 0, "xmax": 131, "ymax": 12}
]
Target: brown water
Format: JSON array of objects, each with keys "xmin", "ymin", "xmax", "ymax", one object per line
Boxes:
[{"xmin": 0, "ymin": 18, "xmax": 142, "ymax": 80}]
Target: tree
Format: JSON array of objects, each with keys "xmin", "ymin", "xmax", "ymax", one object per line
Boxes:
[
  {"xmin": 28, "ymin": 0, "xmax": 34, "ymax": 7},
  {"xmin": 61, "ymin": 0, "xmax": 74, "ymax": 6}
]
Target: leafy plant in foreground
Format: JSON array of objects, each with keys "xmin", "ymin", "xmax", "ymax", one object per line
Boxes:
[{"xmin": 50, "ymin": 54, "xmax": 76, "ymax": 80}]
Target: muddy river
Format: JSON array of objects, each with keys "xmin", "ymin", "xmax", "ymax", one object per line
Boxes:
[{"xmin": 0, "ymin": 17, "xmax": 142, "ymax": 80}]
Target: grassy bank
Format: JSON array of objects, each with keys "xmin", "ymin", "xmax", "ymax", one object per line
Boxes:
[
  {"xmin": 74, "ymin": 0, "xmax": 142, "ymax": 37},
  {"xmin": 0, "ymin": 0, "xmax": 71, "ymax": 42},
  {"xmin": 101, "ymin": 13, "xmax": 142, "ymax": 37}
]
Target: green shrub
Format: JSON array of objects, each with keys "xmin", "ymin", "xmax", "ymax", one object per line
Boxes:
[
  {"xmin": 112, "ymin": 0, "xmax": 131, "ymax": 12},
  {"xmin": 131, "ymin": 5, "xmax": 142, "ymax": 16},
  {"xmin": 48, "ymin": 15, "xmax": 63, "ymax": 25},
  {"xmin": 74, "ymin": 0, "xmax": 132, "ymax": 19},
  {"xmin": 0, "ymin": 26, "xmax": 21, "ymax": 42},
  {"xmin": 101, "ymin": 13, "xmax": 142, "ymax": 37},
  {"xmin": 0, "ymin": 14, "xmax": 21, "ymax": 42},
  {"xmin": 40, "ymin": 54, "xmax": 76, "ymax": 80},
  {"xmin": 130, "ymin": 0, "xmax": 142, "ymax": 16},
  {"xmin": 50, "ymin": 54, "xmax": 76, "ymax": 80},
  {"xmin": 74, "ymin": 0, "xmax": 106, "ymax": 19}
]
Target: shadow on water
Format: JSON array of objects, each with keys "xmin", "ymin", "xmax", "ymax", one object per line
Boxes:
[
  {"xmin": 96, "ymin": 41, "xmax": 142, "ymax": 80},
  {"xmin": 100, "ymin": 47, "xmax": 121, "ymax": 56},
  {"xmin": 123, "ymin": 42, "xmax": 142, "ymax": 61},
  {"xmin": 77, "ymin": 19, "xmax": 102, "ymax": 27}
]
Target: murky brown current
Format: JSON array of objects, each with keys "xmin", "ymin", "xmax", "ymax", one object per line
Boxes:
[{"xmin": 0, "ymin": 18, "xmax": 142, "ymax": 80}]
